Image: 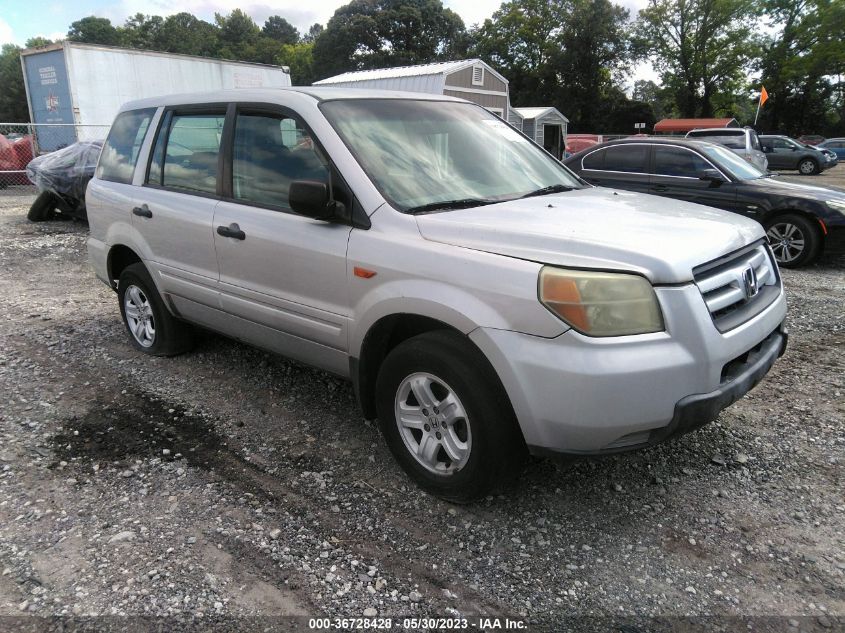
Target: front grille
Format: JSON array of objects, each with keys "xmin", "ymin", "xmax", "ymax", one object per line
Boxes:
[{"xmin": 693, "ymin": 242, "xmax": 780, "ymax": 332}]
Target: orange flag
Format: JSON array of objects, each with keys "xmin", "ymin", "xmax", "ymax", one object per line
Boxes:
[{"xmin": 760, "ymin": 86, "xmax": 769, "ymax": 106}]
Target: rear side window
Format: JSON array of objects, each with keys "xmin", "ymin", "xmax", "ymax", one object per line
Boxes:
[
  {"xmin": 232, "ymin": 112, "xmax": 329, "ymax": 208},
  {"xmin": 582, "ymin": 149, "xmax": 605, "ymax": 170},
  {"xmin": 602, "ymin": 145, "xmax": 649, "ymax": 173},
  {"xmin": 653, "ymin": 146, "xmax": 711, "ymax": 178},
  {"xmin": 97, "ymin": 108, "xmax": 155, "ymax": 184},
  {"xmin": 148, "ymin": 113, "xmax": 225, "ymax": 195}
]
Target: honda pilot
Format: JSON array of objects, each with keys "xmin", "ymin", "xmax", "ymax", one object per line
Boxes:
[{"xmin": 86, "ymin": 89, "xmax": 788, "ymax": 501}]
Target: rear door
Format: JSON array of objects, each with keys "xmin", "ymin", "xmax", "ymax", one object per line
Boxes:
[
  {"xmin": 211, "ymin": 105, "xmax": 352, "ymax": 375},
  {"xmin": 578, "ymin": 144, "xmax": 651, "ymax": 193},
  {"xmin": 134, "ymin": 106, "xmax": 226, "ymax": 310},
  {"xmin": 648, "ymin": 145, "xmax": 738, "ymax": 211}
]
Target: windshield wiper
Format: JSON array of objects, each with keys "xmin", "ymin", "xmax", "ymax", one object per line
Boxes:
[
  {"xmin": 520, "ymin": 184, "xmax": 575, "ymax": 198},
  {"xmin": 405, "ymin": 198, "xmax": 497, "ymax": 214}
]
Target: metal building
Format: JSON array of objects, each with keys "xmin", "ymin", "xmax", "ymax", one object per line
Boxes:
[
  {"xmin": 512, "ymin": 107, "xmax": 569, "ymax": 159},
  {"xmin": 314, "ymin": 59, "xmax": 510, "ymax": 118}
]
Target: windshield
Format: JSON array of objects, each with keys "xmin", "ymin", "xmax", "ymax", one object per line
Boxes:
[
  {"xmin": 699, "ymin": 143, "xmax": 766, "ymax": 180},
  {"xmin": 320, "ymin": 99, "xmax": 583, "ymax": 212}
]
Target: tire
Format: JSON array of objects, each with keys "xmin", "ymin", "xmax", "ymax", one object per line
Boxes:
[
  {"xmin": 375, "ymin": 330, "xmax": 526, "ymax": 502},
  {"xmin": 117, "ymin": 263, "xmax": 195, "ymax": 356},
  {"xmin": 27, "ymin": 191, "xmax": 57, "ymax": 222},
  {"xmin": 765, "ymin": 214, "xmax": 821, "ymax": 268},
  {"xmin": 797, "ymin": 158, "xmax": 819, "ymax": 175}
]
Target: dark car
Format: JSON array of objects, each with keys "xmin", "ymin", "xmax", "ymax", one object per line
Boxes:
[
  {"xmin": 563, "ymin": 138, "xmax": 845, "ymax": 267},
  {"xmin": 25, "ymin": 140, "xmax": 103, "ymax": 221},
  {"xmin": 797, "ymin": 134, "xmax": 825, "ymax": 146},
  {"xmin": 759, "ymin": 135, "xmax": 832, "ymax": 175}
]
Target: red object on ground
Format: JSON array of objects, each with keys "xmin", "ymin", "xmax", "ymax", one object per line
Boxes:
[
  {"xmin": 0, "ymin": 134, "xmax": 35, "ymax": 185},
  {"xmin": 653, "ymin": 118, "xmax": 738, "ymax": 133}
]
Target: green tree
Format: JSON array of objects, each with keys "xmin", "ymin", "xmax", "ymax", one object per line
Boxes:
[
  {"xmin": 634, "ymin": 0, "xmax": 760, "ymax": 118},
  {"xmin": 67, "ymin": 16, "xmax": 122, "ymax": 45},
  {"xmin": 302, "ymin": 24, "xmax": 324, "ymax": 44},
  {"xmin": 262, "ymin": 16, "xmax": 299, "ymax": 45},
  {"xmin": 215, "ymin": 9, "xmax": 261, "ymax": 59},
  {"xmin": 757, "ymin": 0, "xmax": 845, "ymax": 135},
  {"xmin": 471, "ymin": 0, "xmax": 569, "ymax": 105},
  {"xmin": 279, "ymin": 42, "xmax": 317, "ymax": 85},
  {"xmin": 312, "ymin": 0, "xmax": 467, "ymax": 79},
  {"xmin": 25, "ymin": 37, "xmax": 54, "ymax": 48},
  {"xmin": 553, "ymin": 0, "xmax": 632, "ymax": 130},
  {"xmin": 632, "ymin": 79, "xmax": 675, "ymax": 119},
  {"xmin": 154, "ymin": 13, "xmax": 219, "ymax": 57},
  {"xmin": 120, "ymin": 13, "xmax": 164, "ymax": 50},
  {"xmin": 0, "ymin": 44, "xmax": 29, "ymax": 122}
]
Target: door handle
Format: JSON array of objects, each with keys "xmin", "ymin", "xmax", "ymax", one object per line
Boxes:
[
  {"xmin": 132, "ymin": 204, "xmax": 152, "ymax": 218},
  {"xmin": 216, "ymin": 223, "xmax": 246, "ymax": 240},
  {"xmin": 652, "ymin": 185, "xmax": 669, "ymax": 192}
]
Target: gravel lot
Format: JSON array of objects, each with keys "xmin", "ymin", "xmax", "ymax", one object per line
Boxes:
[{"xmin": 0, "ymin": 173, "xmax": 843, "ymax": 632}]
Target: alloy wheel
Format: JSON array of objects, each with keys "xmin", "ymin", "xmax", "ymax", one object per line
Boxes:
[
  {"xmin": 123, "ymin": 284, "xmax": 156, "ymax": 347},
  {"xmin": 394, "ymin": 372, "xmax": 472, "ymax": 475},
  {"xmin": 766, "ymin": 222, "xmax": 806, "ymax": 264}
]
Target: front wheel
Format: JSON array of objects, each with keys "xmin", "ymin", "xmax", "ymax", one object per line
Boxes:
[
  {"xmin": 765, "ymin": 214, "xmax": 821, "ymax": 268},
  {"xmin": 117, "ymin": 263, "xmax": 195, "ymax": 356},
  {"xmin": 375, "ymin": 330, "xmax": 526, "ymax": 502},
  {"xmin": 797, "ymin": 158, "xmax": 819, "ymax": 175},
  {"xmin": 27, "ymin": 191, "xmax": 57, "ymax": 221}
]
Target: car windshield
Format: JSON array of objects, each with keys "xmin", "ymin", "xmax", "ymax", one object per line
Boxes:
[
  {"xmin": 320, "ymin": 99, "xmax": 583, "ymax": 212},
  {"xmin": 699, "ymin": 143, "xmax": 766, "ymax": 180}
]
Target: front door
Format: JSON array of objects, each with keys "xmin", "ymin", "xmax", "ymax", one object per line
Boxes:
[
  {"xmin": 765, "ymin": 137, "xmax": 798, "ymax": 170},
  {"xmin": 212, "ymin": 107, "xmax": 352, "ymax": 375},
  {"xmin": 648, "ymin": 145, "xmax": 738, "ymax": 212}
]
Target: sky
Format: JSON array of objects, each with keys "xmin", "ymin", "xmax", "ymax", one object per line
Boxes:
[{"xmin": 0, "ymin": 0, "xmax": 659, "ymax": 84}]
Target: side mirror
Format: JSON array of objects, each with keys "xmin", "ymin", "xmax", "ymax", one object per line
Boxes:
[
  {"xmin": 289, "ymin": 180, "xmax": 342, "ymax": 222},
  {"xmin": 699, "ymin": 169, "xmax": 727, "ymax": 184}
]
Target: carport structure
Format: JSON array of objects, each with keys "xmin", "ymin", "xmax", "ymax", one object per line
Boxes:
[{"xmin": 653, "ymin": 117, "xmax": 739, "ymax": 134}]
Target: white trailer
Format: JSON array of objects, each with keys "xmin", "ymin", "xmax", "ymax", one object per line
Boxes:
[{"xmin": 20, "ymin": 42, "xmax": 291, "ymax": 150}]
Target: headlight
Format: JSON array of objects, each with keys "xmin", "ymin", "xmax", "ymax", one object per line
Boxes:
[
  {"xmin": 539, "ymin": 267, "xmax": 664, "ymax": 337},
  {"xmin": 825, "ymin": 199, "xmax": 845, "ymax": 214}
]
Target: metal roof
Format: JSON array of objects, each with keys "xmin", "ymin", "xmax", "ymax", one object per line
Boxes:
[
  {"xmin": 315, "ymin": 59, "xmax": 508, "ymax": 86},
  {"xmin": 513, "ymin": 107, "xmax": 569, "ymax": 123},
  {"xmin": 653, "ymin": 118, "xmax": 739, "ymax": 133}
]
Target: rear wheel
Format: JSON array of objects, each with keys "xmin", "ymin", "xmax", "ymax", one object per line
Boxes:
[
  {"xmin": 797, "ymin": 158, "xmax": 819, "ymax": 175},
  {"xmin": 375, "ymin": 330, "xmax": 526, "ymax": 502},
  {"xmin": 27, "ymin": 191, "xmax": 57, "ymax": 221},
  {"xmin": 117, "ymin": 263, "xmax": 195, "ymax": 356},
  {"xmin": 765, "ymin": 214, "xmax": 821, "ymax": 267}
]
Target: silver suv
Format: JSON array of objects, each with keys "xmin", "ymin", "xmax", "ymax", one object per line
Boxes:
[
  {"xmin": 87, "ymin": 89, "xmax": 787, "ymax": 501},
  {"xmin": 685, "ymin": 127, "xmax": 768, "ymax": 171}
]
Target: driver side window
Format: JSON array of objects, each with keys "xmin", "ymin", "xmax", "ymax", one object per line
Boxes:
[{"xmin": 232, "ymin": 113, "xmax": 329, "ymax": 209}]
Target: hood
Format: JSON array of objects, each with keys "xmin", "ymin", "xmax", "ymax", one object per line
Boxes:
[
  {"xmin": 748, "ymin": 175, "xmax": 845, "ymax": 201},
  {"xmin": 415, "ymin": 188, "xmax": 764, "ymax": 284}
]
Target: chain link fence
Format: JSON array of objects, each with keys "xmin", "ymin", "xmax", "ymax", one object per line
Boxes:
[{"xmin": 0, "ymin": 123, "xmax": 109, "ymax": 190}]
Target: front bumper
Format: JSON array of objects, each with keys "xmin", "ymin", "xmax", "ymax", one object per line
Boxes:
[{"xmin": 470, "ymin": 282, "xmax": 787, "ymax": 455}]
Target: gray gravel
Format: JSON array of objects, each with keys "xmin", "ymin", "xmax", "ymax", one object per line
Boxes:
[{"xmin": 0, "ymin": 185, "xmax": 843, "ymax": 630}]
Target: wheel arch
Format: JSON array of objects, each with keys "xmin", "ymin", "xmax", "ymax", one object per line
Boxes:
[{"xmin": 107, "ymin": 244, "xmax": 143, "ymax": 289}]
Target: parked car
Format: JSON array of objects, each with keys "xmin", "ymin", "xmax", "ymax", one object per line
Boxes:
[
  {"xmin": 797, "ymin": 134, "xmax": 825, "ymax": 146},
  {"xmin": 87, "ymin": 89, "xmax": 787, "ymax": 500},
  {"xmin": 816, "ymin": 138, "xmax": 845, "ymax": 160},
  {"xmin": 564, "ymin": 138, "xmax": 845, "ymax": 267},
  {"xmin": 759, "ymin": 135, "xmax": 833, "ymax": 175},
  {"xmin": 685, "ymin": 127, "xmax": 768, "ymax": 171},
  {"xmin": 25, "ymin": 140, "xmax": 103, "ymax": 221},
  {"xmin": 0, "ymin": 133, "xmax": 34, "ymax": 186}
]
